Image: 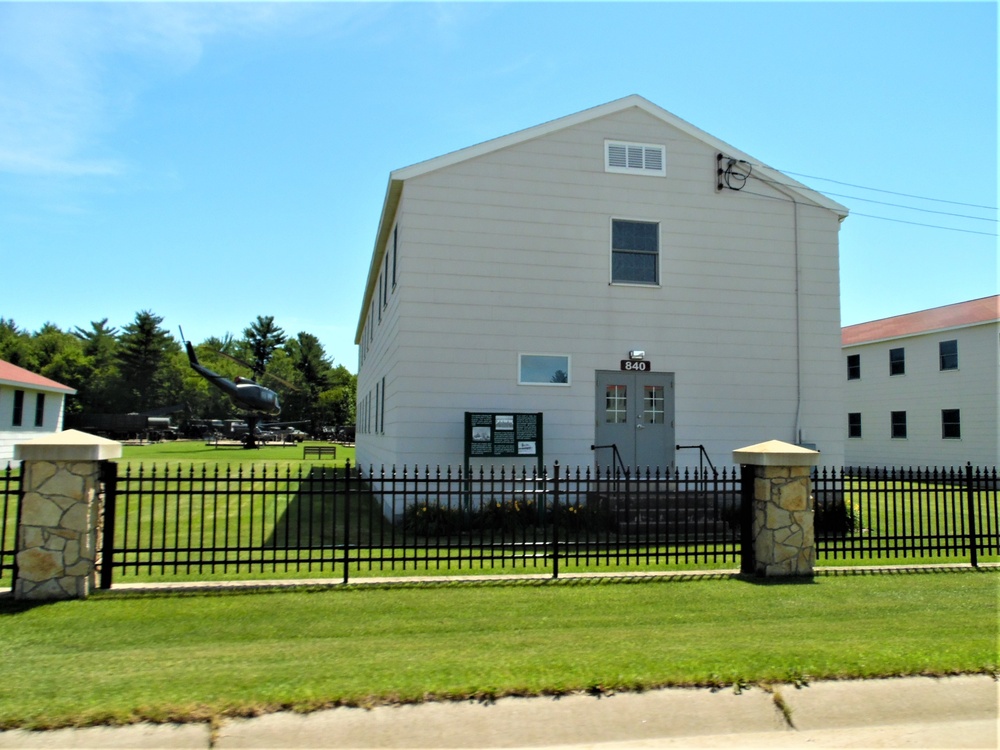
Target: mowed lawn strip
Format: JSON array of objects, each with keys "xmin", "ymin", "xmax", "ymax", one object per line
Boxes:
[{"xmin": 1, "ymin": 570, "xmax": 996, "ymax": 730}]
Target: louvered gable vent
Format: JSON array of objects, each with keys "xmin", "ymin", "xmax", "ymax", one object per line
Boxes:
[{"xmin": 605, "ymin": 140, "xmax": 665, "ymax": 176}]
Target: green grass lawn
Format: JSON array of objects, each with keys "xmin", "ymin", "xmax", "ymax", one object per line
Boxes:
[
  {"xmin": 117, "ymin": 440, "xmax": 355, "ymax": 469},
  {"xmin": 0, "ymin": 569, "xmax": 996, "ymax": 730}
]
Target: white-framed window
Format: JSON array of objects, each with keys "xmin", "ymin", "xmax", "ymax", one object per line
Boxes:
[
  {"xmin": 605, "ymin": 140, "xmax": 665, "ymax": 176},
  {"xmin": 942, "ymin": 409, "xmax": 961, "ymax": 439},
  {"xmin": 848, "ymin": 412, "xmax": 862, "ymax": 438},
  {"xmin": 939, "ymin": 340, "xmax": 958, "ymax": 371},
  {"xmin": 611, "ymin": 218, "xmax": 659, "ymax": 285},
  {"xmin": 12, "ymin": 390, "xmax": 24, "ymax": 427},
  {"xmin": 519, "ymin": 354, "xmax": 571, "ymax": 386}
]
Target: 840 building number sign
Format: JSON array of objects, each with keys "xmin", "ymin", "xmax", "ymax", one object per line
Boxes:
[{"xmin": 620, "ymin": 360, "xmax": 652, "ymax": 372}]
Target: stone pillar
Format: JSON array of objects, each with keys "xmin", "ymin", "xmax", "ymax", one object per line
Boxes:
[
  {"xmin": 13, "ymin": 430, "xmax": 122, "ymax": 600},
  {"xmin": 733, "ymin": 439, "xmax": 820, "ymax": 577}
]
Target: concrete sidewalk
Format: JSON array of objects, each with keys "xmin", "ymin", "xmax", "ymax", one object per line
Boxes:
[{"xmin": 1, "ymin": 675, "xmax": 995, "ymax": 749}]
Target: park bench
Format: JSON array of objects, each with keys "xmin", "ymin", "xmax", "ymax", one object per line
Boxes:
[{"xmin": 303, "ymin": 445, "xmax": 337, "ymax": 460}]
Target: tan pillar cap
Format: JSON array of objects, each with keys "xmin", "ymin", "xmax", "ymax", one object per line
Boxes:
[
  {"xmin": 733, "ymin": 439, "xmax": 820, "ymax": 467},
  {"xmin": 14, "ymin": 429, "xmax": 123, "ymax": 462}
]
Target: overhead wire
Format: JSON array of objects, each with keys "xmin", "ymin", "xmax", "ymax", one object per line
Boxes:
[
  {"xmin": 774, "ymin": 170, "xmax": 997, "ymax": 211},
  {"xmin": 750, "ymin": 173, "xmax": 997, "ymax": 223},
  {"xmin": 719, "ymin": 159, "xmax": 998, "ymax": 237},
  {"xmin": 736, "ymin": 187, "xmax": 998, "ymax": 237}
]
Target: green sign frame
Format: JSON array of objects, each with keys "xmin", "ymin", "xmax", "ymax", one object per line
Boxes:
[{"xmin": 464, "ymin": 412, "xmax": 544, "ymax": 472}]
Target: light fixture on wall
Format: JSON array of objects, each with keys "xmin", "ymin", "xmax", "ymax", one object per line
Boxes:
[{"xmin": 629, "ymin": 350, "xmax": 645, "ymax": 360}]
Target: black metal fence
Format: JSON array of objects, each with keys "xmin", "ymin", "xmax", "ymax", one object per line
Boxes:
[
  {"xmin": 2, "ymin": 460, "xmax": 997, "ymax": 589},
  {"xmin": 96, "ymin": 461, "xmax": 743, "ymax": 585},
  {"xmin": 1, "ymin": 464, "xmax": 20, "ymax": 584},
  {"xmin": 814, "ymin": 465, "xmax": 999, "ymax": 565}
]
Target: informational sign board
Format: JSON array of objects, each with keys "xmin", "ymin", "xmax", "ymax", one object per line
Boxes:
[{"xmin": 465, "ymin": 412, "xmax": 543, "ymax": 471}]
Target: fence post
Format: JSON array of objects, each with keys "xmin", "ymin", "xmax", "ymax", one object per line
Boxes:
[
  {"xmin": 739, "ymin": 464, "xmax": 755, "ymax": 574},
  {"xmin": 733, "ymin": 440, "xmax": 821, "ymax": 577},
  {"xmin": 343, "ymin": 459, "xmax": 351, "ymax": 585},
  {"xmin": 99, "ymin": 460, "xmax": 117, "ymax": 589},
  {"xmin": 965, "ymin": 462, "xmax": 979, "ymax": 568},
  {"xmin": 551, "ymin": 462, "xmax": 560, "ymax": 580},
  {"xmin": 12, "ymin": 430, "xmax": 122, "ymax": 600}
]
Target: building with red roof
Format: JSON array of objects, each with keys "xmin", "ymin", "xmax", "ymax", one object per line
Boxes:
[
  {"xmin": 842, "ymin": 296, "xmax": 999, "ymax": 468},
  {"xmin": 1, "ymin": 359, "xmax": 77, "ymax": 465}
]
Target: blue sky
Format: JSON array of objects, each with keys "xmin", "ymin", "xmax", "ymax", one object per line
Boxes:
[{"xmin": 1, "ymin": 2, "xmax": 996, "ymax": 373}]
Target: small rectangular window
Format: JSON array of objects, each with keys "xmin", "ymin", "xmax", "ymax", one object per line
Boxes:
[
  {"xmin": 391, "ymin": 226, "xmax": 398, "ymax": 290},
  {"xmin": 519, "ymin": 354, "xmax": 570, "ymax": 386},
  {"xmin": 848, "ymin": 412, "xmax": 862, "ymax": 438},
  {"xmin": 380, "ymin": 376, "xmax": 386, "ymax": 434},
  {"xmin": 939, "ymin": 340, "xmax": 958, "ymax": 371},
  {"xmin": 847, "ymin": 354, "xmax": 860, "ymax": 380},
  {"xmin": 12, "ymin": 390, "xmax": 24, "ymax": 427},
  {"xmin": 891, "ymin": 411, "xmax": 907, "ymax": 439},
  {"xmin": 942, "ymin": 409, "xmax": 961, "ymax": 439},
  {"xmin": 611, "ymin": 219, "xmax": 659, "ymax": 285},
  {"xmin": 34, "ymin": 393, "xmax": 45, "ymax": 427},
  {"xmin": 889, "ymin": 348, "xmax": 905, "ymax": 376}
]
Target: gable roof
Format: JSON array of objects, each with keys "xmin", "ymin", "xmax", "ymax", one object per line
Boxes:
[
  {"xmin": 0, "ymin": 360, "xmax": 77, "ymax": 395},
  {"xmin": 358, "ymin": 94, "xmax": 850, "ymax": 342},
  {"xmin": 842, "ymin": 295, "xmax": 1000, "ymax": 346}
]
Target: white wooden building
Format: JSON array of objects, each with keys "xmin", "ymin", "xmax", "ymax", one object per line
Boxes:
[
  {"xmin": 842, "ymin": 295, "xmax": 1000, "ymax": 469},
  {"xmin": 0, "ymin": 359, "xmax": 77, "ymax": 465},
  {"xmin": 355, "ymin": 95, "xmax": 849, "ymax": 472}
]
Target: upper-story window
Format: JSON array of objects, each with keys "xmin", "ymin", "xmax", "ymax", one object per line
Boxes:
[
  {"xmin": 12, "ymin": 389, "xmax": 24, "ymax": 427},
  {"xmin": 391, "ymin": 226, "xmax": 398, "ymax": 290},
  {"xmin": 34, "ymin": 393, "xmax": 45, "ymax": 427},
  {"xmin": 605, "ymin": 141, "xmax": 665, "ymax": 177},
  {"xmin": 939, "ymin": 340, "xmax": 958, "ymax": 371},
  {"xmin": 611, "ymin": 219, "xmax": 659, "ymax": 285},
  {"xmin": 847, "ymin": 354, "xmax": 860, "ymax": 380},
  {"xmin": 889, "ymin": 347, "xmax": 905, "ymax": 376}
]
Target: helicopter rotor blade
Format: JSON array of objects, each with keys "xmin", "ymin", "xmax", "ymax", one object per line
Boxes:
[{"xmin": 212, "ymin": 350, "xmax": 299, "ymax": 391}]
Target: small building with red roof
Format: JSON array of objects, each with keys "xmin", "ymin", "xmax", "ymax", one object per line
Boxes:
[
  {"xmin": 1, "ymin": 359, "xmax": 77, "ymax": 465},
  {"xmin": 842, "ymin": 296, "xmax": 999, "ymax": 468}
]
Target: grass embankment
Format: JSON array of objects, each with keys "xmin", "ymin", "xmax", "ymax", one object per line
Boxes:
[{"xmin": 0, "ymin": 569, "xmax": 996, "ymax": 730}]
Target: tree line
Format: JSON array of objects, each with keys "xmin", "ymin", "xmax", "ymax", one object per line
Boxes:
[{"xmin": 0, "ymin": 311, "xmax": 356, "ymax": 434}]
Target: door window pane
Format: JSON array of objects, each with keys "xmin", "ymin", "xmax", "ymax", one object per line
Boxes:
[
  {"xmin": 643, "ymin": 386, "xmax": 664, "ymax": 424},
  {"xmin": 605, "ymin": 385, "xmax": 627, "ymax": 423}
]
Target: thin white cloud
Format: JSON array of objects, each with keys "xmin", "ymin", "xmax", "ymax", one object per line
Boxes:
[{"xmin": 0, "ymin": 3, "xmax": 355, "ymax": 178}]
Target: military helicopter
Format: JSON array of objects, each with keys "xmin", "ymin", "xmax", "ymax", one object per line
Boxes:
[{"xmin": 181, "ymin": 328, "xmax": 292, "ymax": 448}]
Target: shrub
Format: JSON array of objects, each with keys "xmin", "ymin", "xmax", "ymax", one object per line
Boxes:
[
  {"xmin": 402, "ymin": 503, "xmax": 466, "ymax": 536},
  {"xmin": 473, "ymin": 498, "xmax": 539, "ymax": 532},
  {"xmin": 815, "ymin": 496, "xmax": 859, "ymax": 536}
]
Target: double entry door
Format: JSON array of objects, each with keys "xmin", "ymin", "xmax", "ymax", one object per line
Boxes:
[{"xmin": 594, "ymin": 370, "xmax": 675, "ymax": 472}]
